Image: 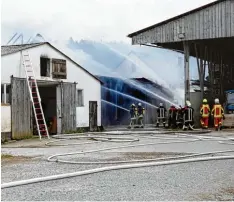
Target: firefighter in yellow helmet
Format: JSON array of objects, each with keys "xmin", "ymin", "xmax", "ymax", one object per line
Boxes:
[{"xmin": 200, "ymin": 98, "xmax": 210, "ymax": 129}]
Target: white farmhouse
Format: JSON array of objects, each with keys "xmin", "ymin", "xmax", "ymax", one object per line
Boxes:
[{"xmin": 1, "ymin": 42, "xmax": 102, "ymax": 140}]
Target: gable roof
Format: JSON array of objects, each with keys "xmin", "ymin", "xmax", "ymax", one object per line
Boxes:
[
  {"xmin": 1, "ymin": 42, "xmax": 103, "ymax": 84},
  {"xmin": 128, "ymin": 0, "xmax": 225, "ymax": 37},
  {"xmin": 1, "ymin": 42, "xmax": 45, "ymax": 56}
]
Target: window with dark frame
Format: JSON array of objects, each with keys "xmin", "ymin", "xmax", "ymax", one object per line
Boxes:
[
  {"xmin": 77, "ymin": 89, "xmax": 84, "ymax": 107},
  {"xmin": 52, "ymin": 59, "xmax": 67, "ymax": 79},
  {"xmin": 1, "ymin": 84, "xmax": 11, "ymax": 105},
  {"xmin": 40, "ymin": 57, "xmax": 50, "ymax": 77}
]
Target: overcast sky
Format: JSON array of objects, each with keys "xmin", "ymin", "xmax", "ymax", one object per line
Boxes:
[{"xmin": 1, "ymin": 0, "xmax": 215, "ymax": 44}]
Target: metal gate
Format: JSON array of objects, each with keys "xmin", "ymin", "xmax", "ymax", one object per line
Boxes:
[
  {"xmin": 60, "ymin": 82, "xmax": 76, "ymax": 133},
  {"xmin": 89, "ymin": 101, "xmax": 98, "ymax": 131},
  {"xmin": 11, "ymin": 77, "xmax": 32, "ymax": 139}
]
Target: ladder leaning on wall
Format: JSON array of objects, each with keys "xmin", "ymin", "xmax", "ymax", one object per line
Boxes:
[{"xmin": 22, "ymin": 51, "xmax": 50, "ymax": 140}]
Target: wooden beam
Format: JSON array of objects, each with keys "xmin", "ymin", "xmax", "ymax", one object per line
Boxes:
[{"xmin": 183, "ymin": 41, "xmax": 190, "ymax": 104}]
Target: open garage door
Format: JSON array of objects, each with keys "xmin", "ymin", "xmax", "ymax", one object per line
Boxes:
[
  {"xmin": 60, "ymin": 82, "xmax": 76, "ymax": 133},
  {"xmin": 11, "ymin": 77, "xmax": 32, "ymax": 139}
]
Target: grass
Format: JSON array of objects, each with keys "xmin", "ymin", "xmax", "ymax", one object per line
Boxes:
[
  {"xmin": 1, "ymin": 154, "xmax": 14, "ymax": 159},
  {"xmin": 222, "ymin": 187, "xmax": 234, "ymax": 195},
  {"xmin": 197, "ymin": 187, "xmax": 234, "ymax": 201},
  {"xmin": 1, "ymin": 153, "xmax": 37, "ymax": 166}
]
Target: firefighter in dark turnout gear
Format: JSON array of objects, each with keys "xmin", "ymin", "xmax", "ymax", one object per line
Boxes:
[
  {"xmin": 176, "ymin": 105, "xmax": 184, "ymax": 129},
  {"xmin": 156, "ymin": 103, "xmax": 167, "ymax": 128},
  {"xmin": 128, "ymin": 103, "xmax": 137, "ymax": 129},
  {"xmin": 137, "ymin": 103, "xmax": 145, "ymax": 128},
  {"xmin": 168, "ymin": 105, "xmax": 177, "ymax": 129},
  {"xmin": 182, "ymin": 100, "xmax": 195, "ymax": 130}
]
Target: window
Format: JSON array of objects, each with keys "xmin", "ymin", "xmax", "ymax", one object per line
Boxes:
[
  {"xmin": 1, "ymin": 84, "xmax": 11, "ymax": 105},
  {"xmin": 40, "ymin": 57, "xmax": 50, "ymax": 77},
  {"xmin": 77, "ymin": 89, "xmax": 84, "ymax": 107},
  {"xmin": 52, "ymin": 59, "xmax": 67, "ymax": 79}
]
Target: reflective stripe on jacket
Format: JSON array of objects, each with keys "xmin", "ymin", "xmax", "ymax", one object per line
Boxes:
[
  {"xmin": 211, "ymin": 104, "xmax": 224, "ymax": 118},
  {"xmin": 200, "ymin": 104, "xmax": 210, "ymax": 118}
]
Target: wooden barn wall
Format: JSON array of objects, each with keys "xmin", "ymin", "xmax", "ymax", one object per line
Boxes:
[
  {"xmin": 61, "ymin": 82, "xmax": 76, "ymax": 133},
  {"xmin": 132, "ymin": 0, "xmax": 234, "ymax": 44},
  {"xmin": 11, "ymin": 77, "xmax": 32, "ymax": 139}
]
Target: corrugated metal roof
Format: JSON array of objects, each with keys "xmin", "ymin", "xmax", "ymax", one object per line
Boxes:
[
  {"xmin": 1, "ymin": 42, "xmax": 46, "ymax": 56},
  {"xmin": 1, "ymin": 42, "xmax": 103, "ymax": 84},
  {"xmin": 128, "ymin": 0, "xmax": 226, "ymax": 38}
]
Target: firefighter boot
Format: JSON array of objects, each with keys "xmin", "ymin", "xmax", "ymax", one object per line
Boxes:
[{"xmin": 156, "ymin": 121, "xmax": 159, "ymax": 128}]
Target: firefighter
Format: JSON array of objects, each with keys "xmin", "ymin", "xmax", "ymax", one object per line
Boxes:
[
  {"xmin": 168, "ymin": 105, "xmax": 177, "ymax": 129},
  {"xmin": 200, "ymin": 99, "xmax": 210, "ymax": 129},
  {"xmin": 211, "ymin": 98, "xmax": 225, "ymax": 131},
  {"xmin": 137, "ymin": 103, "xmax": 145, "ymax": 128},
  {"xmin": 156, "ymin": 103, "xmax": 167, "ymax": 128},
  {"xmin": 182, "ymin": 100, "xmax": 195, "ymax": 130},
  {"xmin": 176, "ymin": 105, "xmax": 184, "ymax": 129},
  {"xmin": 128, "ymin": 103, "xmax": 137, "ymax": 129}
]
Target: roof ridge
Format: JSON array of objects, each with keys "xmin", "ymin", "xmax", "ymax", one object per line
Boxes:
[
  {"xmin": 1, "ymin": 42, "xmax": 46, "ymax": 48},
  {"xmin": 1, "ymin": 41, "xmax": 103, "ymax": 84}
]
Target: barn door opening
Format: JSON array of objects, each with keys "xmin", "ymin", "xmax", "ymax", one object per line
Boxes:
[
  {"xmin": 11, "ymin": 77, "xmax": 32, "ymax": 139},
  {"xmin": 60, "ymin": 82, "xmax": 76, "ymax": 133},
  {"xmin": 89, "ymin": 101, "xmax": 98, "ymax": 131}
]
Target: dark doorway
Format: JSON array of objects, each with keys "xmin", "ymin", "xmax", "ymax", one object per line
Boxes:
[
  {"xmin": 40, "ymin": 57, "xmax": 50, "ymax": 77},
  {"xmin": 32, "ymin": 85, "xmax": 57, "ymax": 135},
  {"xmin": 89, "ymin": 101, "xmax": 98, "ymax": 131}
]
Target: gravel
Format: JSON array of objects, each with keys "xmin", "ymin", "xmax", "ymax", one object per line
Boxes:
[{"xmin": 1, "ymin": 131, "xmax": 234, "ymax": 201}]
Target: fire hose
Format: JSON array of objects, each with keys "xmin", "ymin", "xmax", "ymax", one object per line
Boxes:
[{"xmin": 1, "ymin": 130, "xmax": 234, "ymax": 189}]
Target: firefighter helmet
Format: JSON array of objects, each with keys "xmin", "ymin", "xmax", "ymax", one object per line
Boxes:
[
  {"xmin": 215, "ymin": 98, "xmax": 219, "ymax": 104},
  {"xmin": 131, "ymin": 103, "xmax": 135, "ymax": 107},
  {"xmin": 159, "ymin": 103, "xmax": 163, "ymax": 107},
  {"xmin": 138, "ymin": 103, "xmax": 142, "ymax": 106},
  {"xmin": 203, "ymin": 99, "xmax": 208, "ymax": 103},
  {"xmin": 186, "ymin": 100, "xmax": 191, "ymax": 107}
]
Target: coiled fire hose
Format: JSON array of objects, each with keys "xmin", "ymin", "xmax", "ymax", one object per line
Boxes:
[{"xmin": 2, "ymin": 130, "xmax": 234, "ymax": 189}]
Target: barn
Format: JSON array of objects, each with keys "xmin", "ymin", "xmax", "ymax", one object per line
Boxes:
[
  {"xmin": 1, "ymin": 42, "xmax": 102, "ymax": 140},
  {"xmin": 128, "ymin": 0, "xmax": 234, "ymax": 126}
]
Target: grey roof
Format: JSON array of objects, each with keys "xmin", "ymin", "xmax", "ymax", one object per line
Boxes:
[
  {"xmin": 1, "ymin": 42, "xmax": 103, "ymax": 84},
  {"xmin": 1, "ymin": 42, "xmax": 46, "ymax": 56},
  {"xmin": 128, "ymin": 0, "xmax": 226, "ymax": 37}
]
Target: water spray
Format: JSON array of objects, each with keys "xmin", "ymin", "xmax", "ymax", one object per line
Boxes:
[
  {"xmin": 102, "ymin": 86, "xmax": 158, "ymax": 109},
  {"xmin": 101, "ymin": 99, "xmax": 130, "ymax": 112}
]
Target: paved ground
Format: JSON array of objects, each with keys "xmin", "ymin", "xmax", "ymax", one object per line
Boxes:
[{"xmin": 1, "ymin": 130, "xmax": 234, "ymax": 201}]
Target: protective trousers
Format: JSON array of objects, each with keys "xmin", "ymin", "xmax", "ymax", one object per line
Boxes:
[
  {"xmin": 129, "ymin": 117, "xmax": 136, "ymax": 127},
  {"xmin": 214, "ymin": 117, "xmax": 222, "ymax": 129},
  {"xmin": 183, "ymin": 108, "xmax": 194, "ymax": 130},
  {"xmin": 200, "ymin": 117, "xmax": 209, "ymax": 128},
  {"xmin": 168, "ymin": 117, "xmax": 176, "ymax": 128},
  {"xmin": 138, "ymin": 115, "xmax": 144, "ymax": 127}
]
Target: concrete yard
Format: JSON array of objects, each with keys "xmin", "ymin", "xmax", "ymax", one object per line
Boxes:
[{"xmin": 1, "ymin": 130, "xmax": 234, "ymax": 201}]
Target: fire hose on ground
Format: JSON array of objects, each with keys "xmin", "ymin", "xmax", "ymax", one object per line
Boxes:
[{"xmin": 1, "ymin": 130, "xmax": 234, "ymax": 189}]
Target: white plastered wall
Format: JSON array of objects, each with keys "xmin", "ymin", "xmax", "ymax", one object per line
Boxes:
[{"xmin": 1, "ymin": 44, "xmax": 102, "ymax": 128}]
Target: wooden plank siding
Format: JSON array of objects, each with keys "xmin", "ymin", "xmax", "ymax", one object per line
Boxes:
[
  {"xmin": 132, "ymin": 0, "xmax": 234, "ymax": 45},
  {"xmin": 61, "ymin": 82, "xmax": 76, "ymax": 133},
  {"xmin": 11, "ymin": 77, "xmax": 32, "ymax": 139}
]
